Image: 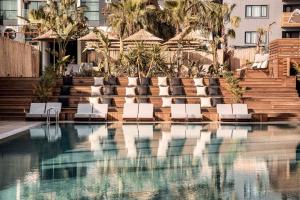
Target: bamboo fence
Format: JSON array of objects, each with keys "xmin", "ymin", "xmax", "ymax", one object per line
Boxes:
[{"xmin": 0, "ymin": 37, "xmax": 40, "ymax": 77}]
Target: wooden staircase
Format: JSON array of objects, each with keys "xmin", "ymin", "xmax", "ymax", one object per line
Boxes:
[
  {"xmin": 237, "ymin": 77, "xmax": 300, "ymax": 121},
  {"xmin": 0, "ymin": 78, "xmax": 38, "ymax": 120},
  {"xmin": 0, "ymin": 75, "xmax": 299, "ymax": 121}
]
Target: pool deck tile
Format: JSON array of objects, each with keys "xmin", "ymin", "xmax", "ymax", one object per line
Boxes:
[{"xmin": 0, "ymin": 121, "xmax": 42, "ymax": 140}]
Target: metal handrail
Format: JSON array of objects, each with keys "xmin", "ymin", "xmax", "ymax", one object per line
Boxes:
[{"xmin": 46, "ymin": 107, "xmax": 59, "ymax": 125}]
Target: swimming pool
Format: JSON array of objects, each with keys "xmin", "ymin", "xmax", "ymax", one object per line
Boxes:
[{"xmin": 0, "ymin": 123, "xmax": 299, "ymax": 199}]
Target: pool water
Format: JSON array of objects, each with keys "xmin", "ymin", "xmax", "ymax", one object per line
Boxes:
[{"xmin": 0, "ymin": 123, "xmax": 300, "ymax": 200}]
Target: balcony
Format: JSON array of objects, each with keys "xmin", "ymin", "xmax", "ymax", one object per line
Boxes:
[{"xmin": 281, "ymin": 12, "xmax": 300, "ymax": 28}]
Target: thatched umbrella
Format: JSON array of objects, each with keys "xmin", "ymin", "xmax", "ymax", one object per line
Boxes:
[
  {"xmin": 123, "ymin": 29, "xmax": 163, "ymax": 47},
  {"xmin": 34, "ymin": 30, "xmax": 59, "ymax": 65},
  {"xmin": 78, "ymin": 31, "xmax": 119, "ymax": 42},
  {"xmin": 163, "ymin": 30, "xmax": 209, "ymax": 65},
  {"xmin": 163, "ymin": 30, "xmax": 208, "ymax": 49},
  {"xmin": 33, "ymin": 29, "xmax": 59, "ymax": 41}
]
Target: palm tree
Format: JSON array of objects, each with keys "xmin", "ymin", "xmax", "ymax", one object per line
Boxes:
[
  {"xmin": 256, "ymin": 28, "xmax": 267, "ymax": 53},
  {"xmin": 107, "ymin": 0, "xmax": 155, "ymax": 54},
  {"xmin": 203, "ymin": 2, "xmax": 240, "ymax": 72}
]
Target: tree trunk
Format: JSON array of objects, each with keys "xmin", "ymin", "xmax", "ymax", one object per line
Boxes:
[{"xmin": 120, "ymin": 38, "xmax": 124, "ymax": 55}]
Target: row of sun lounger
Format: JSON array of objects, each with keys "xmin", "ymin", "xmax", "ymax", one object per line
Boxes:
[
  {"xmin": 217, "ymin": 104, "xmax": 252, "ymax": 121},
  {"xmin": 26, "ymin": 102, "xmax": 252, "ymax": 121},
  {"xmin": 26, "ymin": 102, "xmax": 62, "ymax": 119}
]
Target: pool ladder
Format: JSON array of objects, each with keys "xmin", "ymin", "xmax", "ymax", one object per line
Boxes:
[{"xmin": 46, "ymin": 107, "xmax": 59, "ymax": 125}]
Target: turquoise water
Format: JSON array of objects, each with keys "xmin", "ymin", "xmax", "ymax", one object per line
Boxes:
[{"xmin": 0, "ymin": 123, "xmax": 300, "ymax": 200}]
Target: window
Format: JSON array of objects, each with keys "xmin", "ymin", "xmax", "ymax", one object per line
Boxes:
[
  {"xmin": 245, "ymin": 32, "xmax": 267, "ymax": 45},
  {"xmin": 0, "ymin": 0, "xmax": 17, "ymax": 20},
  {"xmin": 81, "ymin": 0, "xmax": 99, "ymax": 21},
  {"xmin": 245, "ymin": 5, "xmax": 268, "ymax": 18}
]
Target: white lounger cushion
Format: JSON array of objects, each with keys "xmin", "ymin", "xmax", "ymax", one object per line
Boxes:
[
  {"xmin": 201, "ymin": 97, "xmax": 212, "ymax": 108},
  {"xmin": 217, "ymin": 104, "xmax": 235, "ymax": 120},
  {"xmin": 89, "ymin": 97, "xmax": 99, "ymax": 104},
  {"xmin": 260, "ymin": 60, "xmax": 268, "ymax": 69},
  {"xmin": 128, "ymin": 77, "xmax": 138, "ymax": 86},
  {"xmin": 75, "ymin": 103, "xmax": 93, "ymax": 118},
  {"xmin": 171, "ymin": 104, "xmax": 186, "ymax": 119},
  {"xmin": 186, "ymin": 104, "xmax": 202, "ymax": 119},
  {"xmin": 91, "ymin": 86, "xmax": 101, "ymax": 96},
  {"xmin": 123, "ymin": 103, "xmax": 139, "ymax": 119},
  {"xmin": 138, "ymin": 103, "xmax": 154, "ymax": 119},
  {"xmin": 194, "ymin": 78, "xmax": 204, "ymax": 87},
  {"xmin": 158, "ymin": 77, "xmax": 167, "ymax": 86},
  {"xmin": 125, "ymin": 97, "xmax": 135, "ymax": 104},
  {"xmin": 94, "ymin": 77, "xmax": 104, "ymax": 86},
  {"xmin": 125, "ymin": 87, "xmax": 136, "ymax": 96},
  {"xmin": 232, "ymin": 104, "xmax": 252, "ymax": 119},
  {"xmin": 196, "ymin": 86, "xmax": 207, "ymax": 96},
  {"xmin": 159, "ymin": 86, "xmax": 169, "ymax": 96},
  {"xmin": 42, "ymin": 102, "xmax": 62, "ymax": 117},
  {"xmin": 162, "ymin": 97, "xmax": 172, "ymax": 107},
  {"xmin": 26, "ymin": 103, "xmax": 46, "ymax": 118},
  {"xmin": 91, "ymin": 104, "xmax": 108, "ymax": 119}
]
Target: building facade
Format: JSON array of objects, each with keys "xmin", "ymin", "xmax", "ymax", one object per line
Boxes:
[
  {"xmin": 223, "ymin": 0, "xmax": 300, "ymax": 48},
  {"xmin": 0, "ymin": 0, "xmax": 110, "ymax": 41}
]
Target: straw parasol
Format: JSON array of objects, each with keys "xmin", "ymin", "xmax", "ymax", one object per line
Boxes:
[
  {"xmin": 123, "ymin": 29, "xmax": 163, "ymax": 45},
  {"xmin": 33, "ymin": 29, "xmax": 59, "ymax": 41},
  {"xmin": 163, "ymin": 30, "xmax": 208, "ymax": 47},
  {"xmin": 78, "ymin": 31, "xmax": 119, "ymax": 41}
]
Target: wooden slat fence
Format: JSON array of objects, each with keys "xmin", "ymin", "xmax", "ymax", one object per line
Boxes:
[
  {"xmin": 229, "ymin": 48, "xmax": 256, "ymax": 71},
  {"xmin": 0, "ymin": 37, "xmax": 40, "ymax": 77},
  {"xmin": 269, "ymin": 38, "xmax": 300, "ymax": 77}
]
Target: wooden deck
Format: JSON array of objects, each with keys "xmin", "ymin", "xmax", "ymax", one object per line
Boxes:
[{"xmin": 0, "ymin": 75, "xmax": 299, "ymax": 121}]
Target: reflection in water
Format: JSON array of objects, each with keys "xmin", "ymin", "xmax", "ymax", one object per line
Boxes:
[{"xmin": 0, "ymin": 123, "xmax": 300, "ymax": 199}]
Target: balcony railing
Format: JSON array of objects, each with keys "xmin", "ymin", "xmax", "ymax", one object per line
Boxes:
[{"xmin": 281, "ymin": 12, "xmax": 300, "ymax": 28}]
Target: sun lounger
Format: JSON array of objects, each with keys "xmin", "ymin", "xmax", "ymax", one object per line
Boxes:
[
  {"xmin": 216, "ymin": 104, "xmax": 235, "ymax": 121},
  {"xmin": 171, "ymin": 104, "xmax": 187, "ymax": 120},
  {"xmin": 30, "ymin": 128, "xmax": 46, "ymax": 139},
  {"xmin": 122, "ymin": 103, "xmax": 139, "ymax": 120},
  {"xmin": 186, "ymin": 104, "xmax": 203, "ymax": 120},
  {"xmin": 42, "ymin": 102, "xmax": 62, "ymax": 118},
  {"xmin": 74, "ymin": 104, "xmax": 93, "ymax": 119},
  {"xmin": 26, "ymin": 103, "xmax": 46, "ymax": 119},
  {"xmin": 75, "ymin": 125, "xmax": 93, "ymax": 139},
  {"xmin": 232, "ymin": 104, "xmax": 252, "ymax": 120},
  {"xmin": 91, "ymin": 103, "xmax": 108, "ymax": 120},
  {"xmin": 138, "ymin": 103, "xmax": 154, "ymax": 120}
]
